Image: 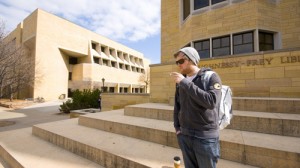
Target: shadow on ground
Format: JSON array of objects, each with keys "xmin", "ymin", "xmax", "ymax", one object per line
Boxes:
[{"xmin": 0, "ymin": 101, "xmax": 69, "ymax": 132}]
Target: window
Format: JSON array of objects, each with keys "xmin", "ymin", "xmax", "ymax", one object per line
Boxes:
[
  {"xmin": 259, "ymin": 32, "xmax": 274, "ymax": 51},
  {"xmin": 101, "ymin": 46, "xmax": 105, "ymax": 52},
  {"xmin": 109, "ymin": 87, "xmax": 115, "ymax": 93},
  {"xmin": 194, "ymin": 0, "xmax": 226, "ymax": 10},
  {"xmin": 92, "ymin": 43, "xmax": 96, "ymax": 49},
  {"xmin": 68, "ymin": 72, "xmax": 72, "ymax": 80},
  {"xmin": 194, "ymin": 39, "xmax": 210, "ymax": 59},
  {"xmin": 69, "ymin": 57, "xmax": 78, "ymax": 64},
  {"xmin": 68, "ymin": 88, "xmax": 73, "ymax": 98},
  {"xmin": 233, "ymin": 32, "xmax": 254, "ymax": 54},
  {"xmin": 103, "ymin": 59, "xmax": 108, "ymax": 66},
  {"xmin": 132, "ymin": 67, "xmax": 136, "ymax": 72},
  {"xmin": 186, "ymin": 30, "xmax": 276, "ymax": 59},
  {"xmin": 194, "ymin": 0, "xmax": 209, "ymax": 10},
  {"xmin": 94, "ymin": 57, "xmax": 100, "ymax": 64},
  {"xmin": 111, "ymin": 61, "xmax": 117, "ymax": 68},
  {"xmin": 119, "ymin": 63, "xmax": 124, "ymax": 69},
  {"xmin": 212, "ymin": 0, "xmax": 226, "ymax": 5},
  {"xmin": 212, "ymin": 36, "xmax": 230, "ymax": 57},
  {"xmin": 109, "ymin": 49, "xmax": 114, "ymax": 55},
  {"xmin": 183, "ymin": 0, "xmax": 190, "ymax": 20}
]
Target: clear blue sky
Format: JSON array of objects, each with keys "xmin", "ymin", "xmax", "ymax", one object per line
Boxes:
[{"xmin": 0, "ymin": 0, "xmax": 161, "ymax": 64}]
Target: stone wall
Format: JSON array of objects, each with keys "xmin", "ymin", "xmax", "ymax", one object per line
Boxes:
[
  {"xmin": 150, "ymin": 48, "xmax": 300, "ymax": 103},
  {"xmin": 101, "ymin": 93, "xmax": 150, "ymax": 111}
]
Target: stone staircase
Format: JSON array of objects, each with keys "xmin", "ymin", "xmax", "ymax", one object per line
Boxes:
[{"xmin": 2, "ymin": 97, "xmax": 300, "ymax": 167}]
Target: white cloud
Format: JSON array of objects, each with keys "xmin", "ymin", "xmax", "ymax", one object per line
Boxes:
[{"xmin": 0, "ymin": 0, "xmax": 161, "ymax": 42}]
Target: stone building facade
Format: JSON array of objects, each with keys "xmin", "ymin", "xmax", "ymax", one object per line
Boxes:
[
  {"xmin": 6, "ymin": 9, "xmax": 150, "ymax": 100},
  {"xmin": 151, "ymin": 0, "xmax": 300, "ymax": 103}
]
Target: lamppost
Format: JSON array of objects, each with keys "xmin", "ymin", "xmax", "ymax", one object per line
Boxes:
[{"xmin": 102, "ymin": 78, "xmax": 105, "ymax": 92}]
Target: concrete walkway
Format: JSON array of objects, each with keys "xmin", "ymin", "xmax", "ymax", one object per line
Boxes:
[
  {"xmin": 0, "ymin": 101, "xmax": 67, "ymax": 167},
  {"xmin": 0, "ymin": 100, "xmax": 69, "ymax": 132}
]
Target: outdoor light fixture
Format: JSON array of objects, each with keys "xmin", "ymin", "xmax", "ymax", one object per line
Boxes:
[{"xmin": 102, "ymin": 78, "xmax": 105, "ymax": 92}]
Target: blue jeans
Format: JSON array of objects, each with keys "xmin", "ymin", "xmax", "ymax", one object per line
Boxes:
[{"xmin": 177, "ymin": 134, "xmax": 220, "ymax": 168}]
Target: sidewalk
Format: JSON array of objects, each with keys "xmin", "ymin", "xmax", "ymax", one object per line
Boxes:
[
  {"xmin": 0, "ymin": 100, "xmax": 69, "ymax": 132},
  {"xmin": 0, "ymin": 100, "xmax": 102, "ymax": 168},
  {"xmin": 0, "ymin": 100, "xmax": 69, "ymax": 167}
]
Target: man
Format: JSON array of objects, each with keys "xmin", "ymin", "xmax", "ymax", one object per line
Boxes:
[{"xmin": 170, "ymin": 47, "xmax": 222, "ymax": 168}]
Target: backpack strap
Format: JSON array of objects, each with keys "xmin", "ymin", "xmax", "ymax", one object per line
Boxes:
[{"xmin": 201, "ymin": 71, "xmax": 215, "ymax": 91}]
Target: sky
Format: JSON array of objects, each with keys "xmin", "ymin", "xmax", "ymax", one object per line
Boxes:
[{"xmin": 0, "ymin": 0, "xmax": 161, "ymax": 64}]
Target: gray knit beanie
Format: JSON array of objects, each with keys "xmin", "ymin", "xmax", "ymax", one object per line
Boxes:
[{"xmin": 179, "ymin": 47, "xmax": 200, "ymax": 65}]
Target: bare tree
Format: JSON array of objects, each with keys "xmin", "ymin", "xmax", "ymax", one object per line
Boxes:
[
  {"xmin": 0, "ymin": 20, "xmax": 36, "ymax": 101},
  {"xmin": 139, "ymin": 68, "xmax": 150, "ymax": 93}
]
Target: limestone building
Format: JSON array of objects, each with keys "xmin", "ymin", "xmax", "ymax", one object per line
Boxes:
[
  {"xmin": 6, "ymin": 9, "xmax": 150, "ymax": 100},
  {"xmin": 151, "ymin": 0, "xmax": 300, "ymax": 103}
]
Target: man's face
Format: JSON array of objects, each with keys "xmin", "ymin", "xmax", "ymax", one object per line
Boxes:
[{"xmin": 175, "ymin": 52, "xmax": 192, "ymax": 75}]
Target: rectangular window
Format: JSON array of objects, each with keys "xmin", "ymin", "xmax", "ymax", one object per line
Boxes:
[
  {"xmin": 94, "ymin": 57, "xmax": 100, "ymax": 64},
  {"xmin": 194, "ymin": 0, "xmax": 209, "ymax": 10},
  {"xmin": 233, "ymin": 32, "xmax": 254, "ymax": 54},
  {"xmin": 69, "ymin": 57, "xmax": 78, "ymax": 64},
  {"xmin": 132, "ymin": 67, "xmax": 137, "ymax": 72},
  {"xmin": 212, "ymin": 0, "xmax": 226, "ymax": 5},
  {"xmin": 111, "ymin": 61, "xmax": 117, "ymax": 68},
  {"xmin": 259, "ymin": 32, "xmax": 274, "ymax": 51},
  {"xmin": 92, "ymin": 43, "xmax": 96, "ymax": 49},
  {"xmin": 109, "ymin": 87, "xmax": 115, "ymax": 93},
  {"xmin": 68, "ymin": 72, "xmax": 72, "ymax": 80},
  {"xmin": 101, "ymin": 46, "xmax": 105, "ymax": 52},
  {"xmin": 212, "ymin": 36, "xmax": 230, "ymax": 57},
  {"xmin": 109, "ymin": 49, "xmax": 114, "ymax": 55},
  {"xmin": 183, "ymin": 0, "xmax": 190, "ymax": 20},
  {"xmin": 194, "ymin": 39, "xmax": 210, "ymax": 59},
  {"xmin": 103, "ymin": 59, "xmax": 108, "ymax": 66},
  {"xmin": 68, "ymin": 88, "xmax": 73, "ymax": 98},
  {"xmin": 119, "ymin": 63, "xmax": 124, "ymax": 69}
]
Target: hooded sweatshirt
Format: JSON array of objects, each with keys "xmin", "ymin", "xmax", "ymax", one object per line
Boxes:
[{"xmin": 173, "ymin": 68, "xmax": 222, "ymax": 138}]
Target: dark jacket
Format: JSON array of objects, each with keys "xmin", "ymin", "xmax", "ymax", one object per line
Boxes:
[{"xmin": 174, "ymin": 68, "xmax": 222, "ymax": 138}]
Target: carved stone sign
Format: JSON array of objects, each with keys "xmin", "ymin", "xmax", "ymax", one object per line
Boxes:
[{"xmin": 202, "ymin": 55, "xmax": 300, "ymax": 69}]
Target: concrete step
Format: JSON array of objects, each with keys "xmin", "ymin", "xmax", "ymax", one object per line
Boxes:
[
  {"xmin": 168, "ymin": 97, "xmax": 300, "ymax": 114},
  {"xmin": 0, "ymin": 128, "xmax": 101, "ymax": 168},
  {"xmin": 32, "ymin": 119, "xmax": 256, "ymax": 168},
  {"xmin": 233, "ymin": 97, "xmax": 300, "ymax": 114},
  {"xmin": 79, "ymin": 110, "xmax": 300, "ymax": 168},
  {"xmin": 124, "ymin": 103, "xmax": 300, "ymax": 137}
]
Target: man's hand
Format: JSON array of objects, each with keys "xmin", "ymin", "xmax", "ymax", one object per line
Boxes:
[{"xmin": 170, "ymin": 72, "xmax": 185, "ymax": 83}]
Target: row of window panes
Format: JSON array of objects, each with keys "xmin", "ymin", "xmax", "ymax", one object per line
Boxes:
[
  {"xmin": 98, "ymin": 87, "xmax": 144, "ymax": 93},
  {"xmin": 194, "ymin": 0, "xmax": 226, "ymax": 10},
  {"xmin": 93, "ymin": 57, "xmax": 145, "ymax": 73},
  {"xmin": 183, "ymin": 0, "xmax": 227, "ymax": 20},
  {"xmin": 193, "ymin": 31, "xmax": 274, "ymax": 59},
  {"xmin": 68, "ymin": 87, "xmax": 144, "ymax": 96},
  {"xmin": 92, "ymin": 42, "xmax": 144, "ymax": 67}
]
